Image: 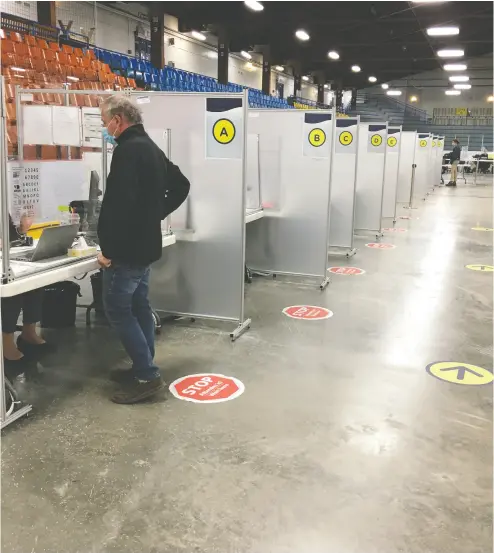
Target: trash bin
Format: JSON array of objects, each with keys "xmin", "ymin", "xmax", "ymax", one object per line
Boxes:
[
  {"xmin": 41, "ymin": 281, "xmax": 81, "ymax": 328},
  {"xmin": 90, "ymin": 270, "xmax": 105, "ymax": 315}
]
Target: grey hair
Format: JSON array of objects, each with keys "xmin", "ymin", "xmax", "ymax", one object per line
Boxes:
[{"xmin": 101, "ymin": 95, "xmax": 143, "ymax": 124}]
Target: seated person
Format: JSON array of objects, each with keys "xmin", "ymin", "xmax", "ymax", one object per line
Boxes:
[{"xmin": 2, "ymin": 215, "xmax": 53, "ymax": 375}]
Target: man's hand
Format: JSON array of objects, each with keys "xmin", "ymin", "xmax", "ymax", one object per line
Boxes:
[
  {"xmin": 19, "ymin": 214, "xmax": 33, "ymax": 233},
  {"xmin": 97, "ymin": 252, "xmax": 112, "ymax": 268}
]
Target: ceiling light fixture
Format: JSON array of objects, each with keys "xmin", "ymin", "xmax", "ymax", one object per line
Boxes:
[
  {"xmin": 488, "ymin": 95, "xmax": 494, "ymax": 102},
  {"xmin": 240, "ymin": 50, "xmax": 252, "ymax": 60},
  {"xmin": 444, "ymin": 63, "xmax": 467, "ymax": 71},
  {"xmin": 386, "ymin": 90, "xmax": 402, "ymax": 96},
  {"xmin": 66, "ymin": 75, "xmax": 79, "ymax": 81},
  {"xmin": 275, "ymin": 65, "xmax": 284, "ymax": 72},
  {"xmin": 410, "ymin": 96, "xmax": 418, "ymax": 102},
  {"xmin": 454, "ymin": 83, "xmax": 471, "ymax": 90},
  {"xmin": 437, "ymin": 49, "xmax": 464, "ymax": 58},
  {"xmin": 368, "ymin": 76, "xmax": 377, "ymax": 83},
  {"xmin": 426, "ymin": 26, "xmax": 459, "ymax": 36},
  {"xmin": 381, "ymin": 83, "xmax": 389, "ymax": 89},
  {"xmin": 295, "ymin": 29, "xmax": 310, "ymax": 41},
  {"xmin": 191, "ymin": 30, "xmax": 206, "ymax": 41},
  {"xmin": 302, "ymin": 75, "xmax": 310, "ymax": 81},
  {"xmin": 449, "ymin": 75, "xmax": 469, "ymax": 82},
  {"xmin": 328, "ymin": 51, "xmax": 340, "ymax": 60},
  {"xmin": 351, "ymin": 65, "xmax": 361, "ymax": 72},
  {"xmin": 445, "ymin": 90, "xmax": 461, "ymax": 95},
  {"xmin": 11, "ymin": 66, "xmax": 26, "ymax": 72},
  {"xmin": 324, "ymin": 84, "xmax": 329, "ymax": 89},
  {"xmin": 244, "ymin": 0, "xmax": 264, "ymax": 11}
]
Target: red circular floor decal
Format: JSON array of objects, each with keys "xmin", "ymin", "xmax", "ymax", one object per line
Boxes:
[
  {"xmin": 382, "ymin": 227, "xmax": 407, "ymax": 233},
  {"xmin": 328, "ymin": 267, "xmax": 366, "ymax": 276},
  {"xmin": 283, "ymin": 305, "xmax": 333, "ymax": 320},
  {"xmin": 169, "ymin": 373, "xmax": 245, "ymax": 403},
  {"xmin": 365, "ymin": 243, "xmax": 396, "ymax": 249}
]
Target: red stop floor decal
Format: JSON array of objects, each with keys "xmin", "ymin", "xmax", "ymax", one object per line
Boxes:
[
  {"xmin": 365, "ymin": 243, "xmax": 396, "ymax": 249},
  {"xmin": 382, "ymin": 227, "xmax": 407, "ymax": 233},
  {"xmin": 282, "ymin": 305, "xmax": 333, "ymax": 320},
  {"xmin": 328, "ymin": 267, "xmax": 365, "ymax": 276},
  {"xmin": 169, "ymin": 373, "xmax": 245, "ymax": 403}
]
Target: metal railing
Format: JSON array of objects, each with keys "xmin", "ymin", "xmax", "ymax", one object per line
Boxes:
[
  {"xmin": 432, "ymin": 115, "xmax": 493, "ymax": 126},
  {"xmin": 0, "ymin": 12, "xmax": 59, "ymax": 41}
]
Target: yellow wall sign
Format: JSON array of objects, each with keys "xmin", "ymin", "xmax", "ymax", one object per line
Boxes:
[
  {"xmin": 370, "ymin": 134, "xmax": 382, "ymax": 147},
  {"xmin": 212, "ymin": 119, "xmax": 236, "ymax": 144},
  {"xmin": 308, "ymin": 128, "xmax": 326, "ymax": 147},
  {"xmin": 426, "ymin": 361, "xmax": 493, "ymax": 385},
  {"xmin": 456, "ymin": 107, "xmax": 468, "ymax": 116},
  {"xmin": 419, "ymin": 139, "xmax": 427, "ymax": 147},
  {"xmin": 437, "ymin": 141, "xmax": 442, "ymax": 147},
  {"xmin": 432, "ymin": 141, "xmax": 436, "ymax": 147},
  {"xmin": 339, "ymin": 131, "xmax": 353, "ymax": 146},
  {"xmin": 465, "ymin": 264, "xmax": 494, "ymax": 272},
  {"xmin": 471, "ymin": 227, "xmax": 493, "ymax": 232},
  {"xmin": 387, "ymin": 136, "xmax": 397, "ymax": 147}
]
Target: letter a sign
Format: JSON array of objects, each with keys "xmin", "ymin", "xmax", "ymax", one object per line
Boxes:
[{"xmin": 206, "ymin": 97, "xmax": 243, "ymax": 159}]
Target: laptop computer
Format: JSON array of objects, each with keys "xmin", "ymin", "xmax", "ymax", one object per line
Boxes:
[{"xmin": 11, "ymin": 224, "xmax": 79, "ymax": 262}]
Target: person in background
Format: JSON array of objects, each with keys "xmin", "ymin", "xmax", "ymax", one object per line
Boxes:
[
  {"xmin": 447, "ymin": 138, "xmax": 461, "ymax": 187},
  {"xmin": 2, "ymin": 215, "xmax": 52, "ymax": 377},
  {"xmin": 98, "ymin": 95, "xmax": 166, "ymax": 404}
]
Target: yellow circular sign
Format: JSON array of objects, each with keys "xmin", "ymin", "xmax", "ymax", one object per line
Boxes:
[
  {"xmin": 370, "ymin": 134, "xmax": 382, "ymax": 147},
  {"xmin": 212, "ymin": 118, "xmax": 235, "ymax": 144},
  {"xmin": 339, "ymin": 130, "xmax": 353, "ymax": 146},
  {"xmin": 308, "ymin": 128, "xmax": 326, "ymax": 147},
  {"xmin": 438, "ymin": 141, "xmax": 442, "ymax": 147},
  {"xmin": 465, "ymin": 264, "xmax": 494, "ymax": 272},
  {"xmin": 387, "ymin": 136, "xmax": 397, "ymax": 148},
  {"xmin": 419, "ymin": 139, "xmax": 427, "ymax": 147},
  {"xmin": 432, "ymin": 141, "xmax": 436, "ymax": 147},
  {"xmin": 471, "ymin": 227, "xmax": 493, "ymax": 232},
  {"xmin": 426, "ymin": 361, "xmax": 493, "ymax": 386}
]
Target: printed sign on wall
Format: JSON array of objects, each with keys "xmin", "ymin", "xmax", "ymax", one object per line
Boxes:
[
  {"xmin": 417, "ymin": 134, "xmax": 429, "ymax": 148},
  {"xmin": 387, "ymin": 127, "xmax": 401, "ymax": 150},
  {"xmin": 303, "ymin": 113, "xmax": 332, "ymax": 158},
  {"xmin": 206, "ymin": 97, "xmax": 243, "ymax": 159},
  {"xmin": 367, "ymin": 124, "xmax": 387, "ymax": 153},
  {"xmin": 335, "ymin": 118, "xmax": 358, "ymax": 154},
  {"xmin": 9, "ymin": 164, "xmax": 41, "ymax": 222}
]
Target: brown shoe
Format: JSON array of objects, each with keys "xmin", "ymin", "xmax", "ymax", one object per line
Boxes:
[{"xmin": 111, "ymin": 376, "xmax": 164, "ymax": 404}]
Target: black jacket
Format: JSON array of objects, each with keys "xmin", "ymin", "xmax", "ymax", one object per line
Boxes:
[
  {"xmin": 450, "ymin": 144, "xmax": 461, "ymax": 162},
  {"xmin": 98, "ymin": 124, "xmax": 166, "ymax": 266}
]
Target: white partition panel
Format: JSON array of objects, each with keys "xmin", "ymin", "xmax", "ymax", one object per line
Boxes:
[
  {"xmin": 436, "ymin": 136, "xmax": 445, "ymax": 184},
  {"xmin": 414, "ymin": 132, "xmax": 432, "ymax": 201},
  {"xmin": 396, "ymin": 131, "xmax": 417, "ymax": 204},
  {"xmin": 329, "ymin": 117, "xmax": 359, "ymax": 250},
  {"xmin": 355, "ymin": 122, "xmax": 388, "ymax": 233},
  {"xmin": 245, "ymin": 110, "xmax": 333, "ymax": 279},
  {"xmin": 382, "ymin": 126, "xmax": 401, "ymax": 219},
  {"xmin": 246, "ymin": 134, "xmax": 261, "ymax": 210},
  {"xmin": 136, "ymin": 93, "xmax": 247, "ymax": 324}
]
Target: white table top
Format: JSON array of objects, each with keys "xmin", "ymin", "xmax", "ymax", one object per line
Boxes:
[
  {"xmin": 245, "ymin": 209, "xmax": 264, "ymax": 224},
  {"xmin": 1, "ymin": 233, "xmax": 176, "ymax": 298}
]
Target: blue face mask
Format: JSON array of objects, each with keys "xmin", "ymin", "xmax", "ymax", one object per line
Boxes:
[{"xmin": 102, "ymin": 127, "xmax": 117, "ymax": 146}]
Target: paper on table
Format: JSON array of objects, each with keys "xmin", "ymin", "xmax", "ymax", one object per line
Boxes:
[
  {"xmin": 23, "ymin": 105, "xmax": 53, "ymax": 145},
  {"xmin": 52, "ymin": 106, "xmax": 81, "ymax": 146}
]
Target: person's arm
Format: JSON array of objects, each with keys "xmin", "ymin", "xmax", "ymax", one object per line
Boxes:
[{"xmin": 98, "ymin": 143, "xmax": 139, "ymax": 260}]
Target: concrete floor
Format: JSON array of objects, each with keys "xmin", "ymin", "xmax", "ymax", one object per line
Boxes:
[{"xmin": 2, "ymin": 184, "xmax": 493, "ymax": 553}]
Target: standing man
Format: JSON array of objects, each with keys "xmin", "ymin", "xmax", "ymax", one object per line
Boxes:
[
  {"xmin": 447, "ymin": 138, "xmax": 461, "ymax": 187},
  {"xmin": 98, "ymin": 95, "xmax": 168, "ymax": 404}
]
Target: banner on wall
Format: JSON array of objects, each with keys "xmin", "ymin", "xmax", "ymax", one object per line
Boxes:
[
  {"xmin": 205, "ymin": 98, "xmax": 243, "ymax": 159},
  {"xmin": 335, "ymin": 118, "xmax": 358, "ymax": 154},
  {"xmin": 303, "ymin": 113, "xmax": 332, "ymax": 158},
  {"xmin": 387, "ymin": 127, "xmax": 401, "ymax": 150},
  {"xmin": 367, "ymin": 124, "xmax": 387, "ymax": 153}
]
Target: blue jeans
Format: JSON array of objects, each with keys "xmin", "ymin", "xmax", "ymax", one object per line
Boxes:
[{"xmin": 102, "ymin": 263, "xmax": 159, "ymax": 381}]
